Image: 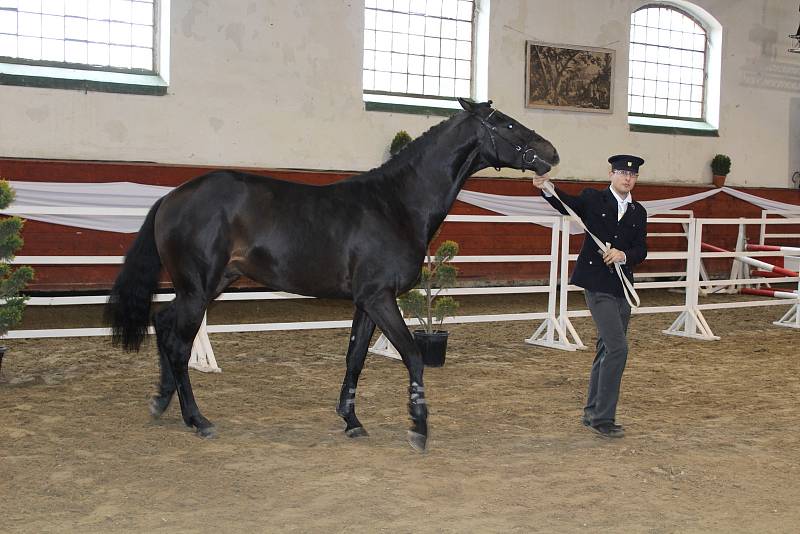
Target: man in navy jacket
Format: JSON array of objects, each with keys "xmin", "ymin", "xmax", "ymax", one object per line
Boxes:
[{"xmin": 533, "ymin": 155, "xmax": 648, "ymax": 438}]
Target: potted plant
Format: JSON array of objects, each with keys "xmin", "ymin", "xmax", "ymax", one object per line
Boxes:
[
  {"xmin": 0, "ymin": 180, "xmax": 35, "ymax": 376},
  {"xmin": 397, "ymin": 240, "xmax": 460, "ymax": 367},
  {"xmin": 711, "ymin": 154, "xmax": 731, "ymax": 187},
  {"xmin": 389, "ymin": 130, "xmax": 413, "ymax": 157}
]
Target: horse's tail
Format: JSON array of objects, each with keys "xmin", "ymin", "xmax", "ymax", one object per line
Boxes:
[{"xmin": 105, "ymin": 197, "xmax": 164, "ymax": 352}]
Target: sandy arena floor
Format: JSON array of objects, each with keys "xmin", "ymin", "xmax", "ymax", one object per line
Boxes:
[{"xmin": 1, "ymin": 290, "xmax": 798, "ymax": 533}]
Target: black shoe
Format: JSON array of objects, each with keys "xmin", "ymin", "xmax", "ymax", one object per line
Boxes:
[
  {"xmin": 581, "ymin": 410, "xmax": 595, "ymax": 427},
  {"xmin": 590, "ymin": 422, "xmax": 625, "ymax": 438}
]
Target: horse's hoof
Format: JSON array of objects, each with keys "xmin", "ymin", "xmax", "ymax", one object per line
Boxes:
[
  {"xmin": 345, "ymin": 426, "xmax": 369, "ymax": 438},
  {"xmin": 148, "ymin": 396, "xmax": 168, "ymax": 418},
  {"xmin": 407, "ymin": 431, "xmax": 427, "ymax": 453},
  {"xmin": 196, "ymin": 425, "xmax": 217, "ymax": 439}
]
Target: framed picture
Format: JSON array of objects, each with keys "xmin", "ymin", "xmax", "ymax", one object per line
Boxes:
[{"xmin": 525, "ymin": 41, "xmax": 615, "ymax": 113}]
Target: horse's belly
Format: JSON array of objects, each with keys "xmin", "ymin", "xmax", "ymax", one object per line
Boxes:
[{"xmin": 238, "ymin": 251, "xmax": 353, "ymax": 299}]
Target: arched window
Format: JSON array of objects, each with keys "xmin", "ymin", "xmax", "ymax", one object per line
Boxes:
[
  {"xmin": 362, "ymin": 0, "xmax": 489, "ymax": 115},
  {"xmin": 629, "ymin": 5, "xmax": 706, "ymax": 119},
  {"xmin": 628, "ymin": 0, "xmax": 722, "ymax": 136}
]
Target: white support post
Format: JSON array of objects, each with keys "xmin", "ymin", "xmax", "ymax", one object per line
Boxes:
[
  {"xmin": 559, "ymin": 217, "xmax": 587, "ymax": 349},
  {"xmin": 758, "ymin": 210, "xmax": 800, "ymax": 327},
  {"xmin": 773, "ymin": 303, "xmax": 800, "ymax": 328},
  {"xmin": 681, "ymin": 221, "xmax": 721, "ymax": 295},
  {"xmin": 664, "ymin": 219, "xmax": 719, "ymax": 340},
  {"xmin": 368, "ymin": 331, "xmax": 402, "ymax": 360},
  {"xmin": 526, "ymin": 217, "xmax": 585, "ymax": 350},
  {"xmin": 188, "ymin": 313, "xmax": 222, "ymax": 373},
  {"xmin": 727, "ymin": 220, "xmax": 752, "ymax": 292},
  {"xmin": 773, "ymin": 275, "xmax": 800, "ymax": 329}
]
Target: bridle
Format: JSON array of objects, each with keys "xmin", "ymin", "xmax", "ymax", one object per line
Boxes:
[{"xmin": 472, "ymin": 107, "xmax": 551, "ymax": 172}]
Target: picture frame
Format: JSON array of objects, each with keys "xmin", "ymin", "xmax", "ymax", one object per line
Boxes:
[{"xmin": 525, "ymin": 41, "xmax": 615, "ymax": 113}]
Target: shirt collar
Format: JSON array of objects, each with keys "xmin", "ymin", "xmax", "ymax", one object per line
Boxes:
[{"xmin": 609, "ymin": 186, "xmax": 632, "ymax": 205}]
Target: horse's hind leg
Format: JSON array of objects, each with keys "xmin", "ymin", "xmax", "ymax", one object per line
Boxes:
[
  {"xmin": 336, "ymin": 306, "xmax": 376, "ymax": 437},
  {"xmin": 155, "ymin": 293, "xmax": 215, "ymax": 437},
  {"xmin": 150, "ymin": 302, "xmax": 178, "ymax": 418},
  {"xmin": 150, "ymin": 266, "xmax": 239, "ymax": 423},
  {"xmin": 362, "ymin": 291, "xmax": 428, "ymax": 452}
]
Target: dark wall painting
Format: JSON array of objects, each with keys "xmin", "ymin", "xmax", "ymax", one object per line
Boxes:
[{"xmin": 525, "ymin": 41, "xmax": 615, "ymax": 113}]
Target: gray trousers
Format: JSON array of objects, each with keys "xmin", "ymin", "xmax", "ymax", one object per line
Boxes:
[{"xmin": 583, "ymin": 290, "xmax": 631, "ymax": 426}]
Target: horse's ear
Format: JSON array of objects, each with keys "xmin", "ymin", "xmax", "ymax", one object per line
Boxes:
[{"xmin": 458, "ymin": 97, "xmax": 476, "ymax": 112}]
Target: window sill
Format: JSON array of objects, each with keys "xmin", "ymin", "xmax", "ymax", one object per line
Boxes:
[
  {"xmin": 628, "ymin": 115, "xmax": 718, "ymax": 137},
  {"xmin": 0, "ymin": 62, "xmax": 168, "ymax": 96},
  {"xmin": 364, "ymin": 92, "xmax": 460, "ymax": 117}
]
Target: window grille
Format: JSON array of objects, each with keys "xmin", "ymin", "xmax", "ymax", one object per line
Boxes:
[
  {"xmin": 363, "ymin": 0, "xmax": 474, "ymax": 99},
  {"xmin": 0, "ymin": 0, "xmax": 156, "ymax": 73},
  {"xmin": 628, "ymin": 5, "xmax": 707, "ymax": 120}
]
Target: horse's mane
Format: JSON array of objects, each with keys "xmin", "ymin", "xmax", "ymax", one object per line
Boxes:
[{"xmin": 346, "ymin": 110, "xmax": 470, "ymax": 185}]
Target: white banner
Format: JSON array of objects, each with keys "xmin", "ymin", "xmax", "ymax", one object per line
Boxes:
[
  {"xmin": 457, "ymin": 186, "xmax": 799, "ymax": 233},
  {"xmin": 2, "ymin": 180, "xmax": 799, "ymax": 234},
  {"xmin": 4, "ymin": 180, "xmax": 170, "ymax": 233}
]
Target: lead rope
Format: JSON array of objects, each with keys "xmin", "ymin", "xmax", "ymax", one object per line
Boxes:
[{"xmin": 542, "ymin": 181, "xmax": 640, "ymax": 308}]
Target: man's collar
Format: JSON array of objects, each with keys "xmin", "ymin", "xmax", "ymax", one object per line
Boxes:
[{"xmin": 609, "ymin": 186, "xmax": 632, "ymax": 204}]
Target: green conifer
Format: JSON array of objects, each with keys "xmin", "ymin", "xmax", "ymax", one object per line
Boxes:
[{"xmin": 0, "ymin": 180, "xmax": 34, "ymax": 336}]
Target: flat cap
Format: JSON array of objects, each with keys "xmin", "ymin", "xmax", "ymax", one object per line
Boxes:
[{"xmin": 608, "ymin": 154, "xmax": 645, "ymax": 173}]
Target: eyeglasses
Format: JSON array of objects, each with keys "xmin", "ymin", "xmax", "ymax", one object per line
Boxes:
[{"xmin": 613, "ymin": 170, "xmax": 639, "ymax": 178}]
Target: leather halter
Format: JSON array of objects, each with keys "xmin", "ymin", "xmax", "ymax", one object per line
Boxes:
[{"xmin": 472, "ymin": 108, "xmax": 549, "ymax": 171}]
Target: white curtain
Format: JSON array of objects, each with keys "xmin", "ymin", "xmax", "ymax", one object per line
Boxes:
[
  {"xmin": 5, "ymin": 180, "xmax": 170, "ymax": 233},
  {"xmin": 456, "ymin": 186, "xmax": 779, "ymax": 234},
  {"xmin": 3, "ymin": 180, "xmax": 800, "ymax": 234},
  {"xmin": 719, "ymin": 186, "xmax": 800, "ymax": 213}
]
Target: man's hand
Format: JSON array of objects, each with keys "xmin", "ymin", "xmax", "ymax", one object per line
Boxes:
[
  {"xmin": 532, "ymin": 174, "xmax": 550, "ymax": 190},
  {"xmin": 602, "ymin": 248, "xmax": 626, "ymax": 265}
]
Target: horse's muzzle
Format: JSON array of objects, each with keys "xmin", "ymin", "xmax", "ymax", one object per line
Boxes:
[{"xmin": 523, "ymin": 150, "xmax": 554, "ymax": 176}]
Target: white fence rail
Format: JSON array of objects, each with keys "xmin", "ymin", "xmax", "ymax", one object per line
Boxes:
[
  {"xmin": 3, "ymin": 209, "xmax": 799, "ymax": 371},
  {"xmin": 556, "ymin": 215, "xmax": 800, "ymax": 347}
]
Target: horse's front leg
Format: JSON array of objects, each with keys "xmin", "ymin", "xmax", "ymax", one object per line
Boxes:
[
  {"xmin": 363, "ymin": 292, "xmax": 428, "ymax": 452},
  {"xmin": 336, "ymin": 306, "xmax": 376, "ymax": 437}
]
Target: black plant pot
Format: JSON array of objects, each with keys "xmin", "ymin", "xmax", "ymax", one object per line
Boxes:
[{"xmin": 412, "ymin": 330, "xmax": 448, "ymax": 367}]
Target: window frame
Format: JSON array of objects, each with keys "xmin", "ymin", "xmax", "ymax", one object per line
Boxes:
[
  {"xmin": 362, "ymin": 0, "xmax": 487, "ymax": 115},
  {"xmin": 0, "ymin": 0, "xmax": 170, "ymax": 96},
  {"xmin": 627, "ymin": 2, "xmax": 719, "ymax": 136}
]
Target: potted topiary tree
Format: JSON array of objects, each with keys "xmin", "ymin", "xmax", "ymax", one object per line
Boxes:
[
  {"xmin": 389, "ymin": 130, "xmax": 413, "ymax": 157},
  {"xmin": 397, "ymin": 240, "xmax": 460, "ymax": 367},
  {"xmin": 711, "ymin": 154, "xmax": 731, "ymax": 187},
  {"xmin": 0, "ymin": 180, "xmax": 35, "ymax": 375}
]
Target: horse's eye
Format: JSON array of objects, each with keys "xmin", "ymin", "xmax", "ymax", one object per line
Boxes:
[{"xmin": 508, "ymin": 124, "xmax": 513, "ymax": 129}]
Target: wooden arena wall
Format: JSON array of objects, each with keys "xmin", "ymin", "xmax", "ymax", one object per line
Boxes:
[{"xmin": 1, "ymin": 158, "xmax": 799, "ymax": 292}]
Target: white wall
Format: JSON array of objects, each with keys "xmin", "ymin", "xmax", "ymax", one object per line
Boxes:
[{"xmin": 0, "ymin": 0, "xmax": 798, "ymax": 187}]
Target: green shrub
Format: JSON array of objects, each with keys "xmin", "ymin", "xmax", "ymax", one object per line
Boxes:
[
  {"xmin": 0, "ymin": 180, "xmax": 34, "ymax": 336},
  {"xmin": 711, "ymin": 154, "xmax": 731, "ymax": 176},
  {"xmin": 398, "ymin": 240, "xmax": 460, "ymax": 333},
  {"xmin": 389, "ymin": 130, "xmax": 413, "ymax": 156}
]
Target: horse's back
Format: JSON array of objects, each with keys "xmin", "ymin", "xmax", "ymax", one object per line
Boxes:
[
  {"xmin": 153, "ymin": 169, "xmax": 423, "ymax": 299},
  {"xmin": 156, "ymin": 170, "xmax": 325, "ymax": 232},
  {"xmin": 153, "ymin": 170, "xmax": 363, "ymax": 297}
]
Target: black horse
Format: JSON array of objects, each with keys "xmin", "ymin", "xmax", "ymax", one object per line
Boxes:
[{"xmin": 105, "ymin": 98, "xmax": 559, "ymax": 451}]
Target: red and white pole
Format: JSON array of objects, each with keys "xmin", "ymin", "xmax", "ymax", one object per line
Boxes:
[
  {"xmin": 701, "ymin": 242, "xmax": 799, "ymax": 277},
  {"xmin": 750, "ymin": 270, "xmax": 787, "ymax": 279},
  {"xmin": 745, "ymin": 244, "xmax": 800, "ymax": 254},
  {"xmin": 740, "ymin": 287, "xmax": 800, "ymax": 299}
]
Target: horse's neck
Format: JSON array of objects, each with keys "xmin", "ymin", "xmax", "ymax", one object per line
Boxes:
[{"xmin": 399, "ymin": 121, "xmax": 486, "ymax": 241}]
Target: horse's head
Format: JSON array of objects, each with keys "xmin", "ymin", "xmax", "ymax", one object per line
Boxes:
[{"xmin": 458, "ymin": 98, "xmax": 559, "ymax": 176}]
